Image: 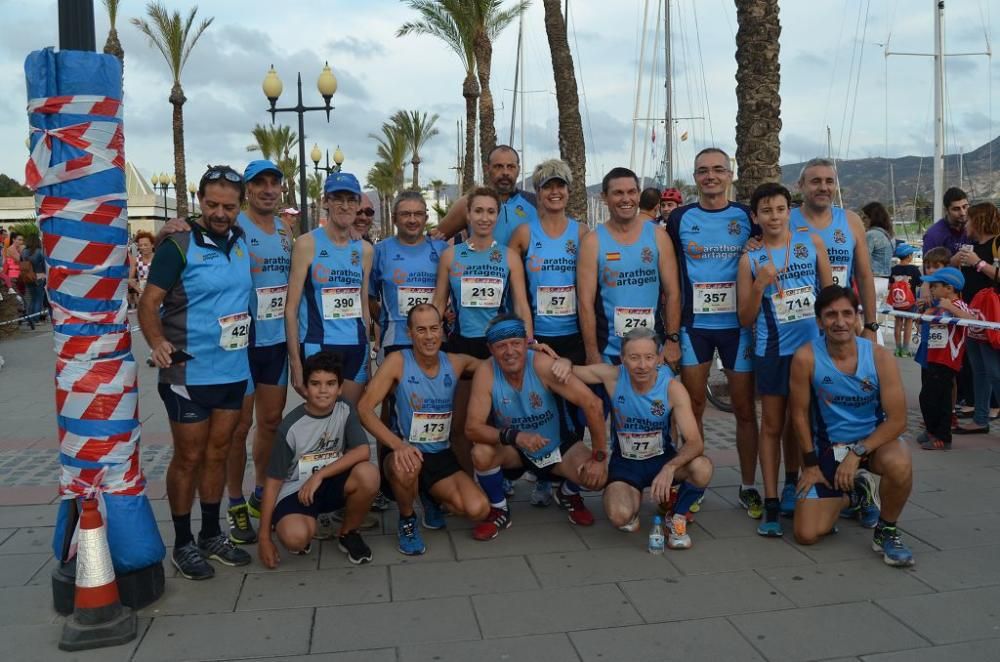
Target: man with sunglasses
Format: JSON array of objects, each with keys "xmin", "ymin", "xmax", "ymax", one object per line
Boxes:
[
  {"xmin": 139, "ymin": 165, "xmax": 254, "ymax": 580},
  {"xmin": 352, "ymin": 193, "xmax": 376, "ymax": 242}
]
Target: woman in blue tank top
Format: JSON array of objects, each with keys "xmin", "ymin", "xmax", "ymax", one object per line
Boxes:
[
  {"xmin": 432, "ymin": 186, "xmax": 532, "ymax": 360},
  {"xmin": 736, "ymin": 183, "xmax": 832, "ymax": 538}
]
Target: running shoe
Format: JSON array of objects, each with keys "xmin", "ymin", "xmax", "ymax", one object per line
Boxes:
[
  {"xmin": 859, "ymin": 502, "xmax": 881, "ymax": 529},
  {"xmin": 226, "ymin": 502, "xmax": 257, "ymax": 545},
  {"xmin": 780, "ymin": 483, "xmax": 797, "ymax": 517},
  {"xmin": 291, "ymin": 543, "xmax": 312, "ymax": 556},
  {"xmin": 853, "ymin": 469, "xmax": 881, "ymax": 526},
  {"xmin": 397, "ymin": 515, "xmax": 426, "ymax": 556},
  {"xmin": 172, "ymin": 541, "xmax": 214, "ymax": 580},
  {"xmin": 618, "ymin": 514, "xmax": 640, "ymax": 533},
  {"xmin": 839, "ymin": 505, "xmax": 859, "ymax": 520},
  {"xmin": 756, "ymin": 518, "xmax": 783, "ymax": 537},
  {"xmin": 522, "ymin": 470, "xmax": 538, "ymax": 483},
  {"xmin": 370, "ymin": 490, "xmax": 392, "ymax": 512},
  {"xmin": 530, "ymin": 480, "xmax": 553, "ymax": 507},
  {"xmin": 502, "ymin": 477, "xmax": 516, "ymax": 497},
  {"xmin": 246, "ymin": 492, "xmax": 262, "ymax": 518},
  {"xmin": 420, "ymin": 492, "xmax": 447, "ymax": 530},
  {"xmin": 197, "ymin": 532, "xmax": 251, "ymax": 567},
  {"xmin": 915, "ymin": 430, "xmax": 929, "ymax": 444},
  {"xmin": 338, "ymin": 529, "xmax": 373, "ymax": 564},
  {"xmin": 554, "ymin": 489, "xmax": 595, "ymax": 526},
  {"xmin": 738, "ymin": 487, "xmax": 764, "ymax": 519},
  {"xmin": 688, "ymin": 494, "xmax": 705, "ymax": 514},
  {"xmin": 314, "ymin": 512, "xmax": 337, "ymax": 540},
  {"xmin": 872, "ymin": 525, "xmax": 915, "ymax": 567},
  {"xmin": 667, "ymin": 514, "xmax": 692, "ymax": 549},
  {"xmin": 331, "ymin": 508, "xmax": 382, "ymax": 529},
  {"xmin": 472, "ymin": 506, "xmax": 511, "ymax": 541}
]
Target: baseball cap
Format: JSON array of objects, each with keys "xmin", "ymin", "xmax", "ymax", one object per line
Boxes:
[
  {"xmin": 243, "ymin": 159, "xmax": 283, "ymax": 183},
  {"xmin": 893, "ymin": 243, "xmax": 916, "ymax": 258},
  {"xmin": 532, "ymin": 159, "xmax": 572, "ymax": 191},
  {"xmin": 280, "ymin": 207, "xmax": 300, "ymax": 215},
  {"xmin": 324, "ymin": 172, "xmax": 361, "ymax": 196},
  {"xmin": 661, "ymin": 188, "xmax": 683, "ymax": 204},
  {"xmin": 922, "ymin": 266, "xmax": 964, "ymax": 291}
]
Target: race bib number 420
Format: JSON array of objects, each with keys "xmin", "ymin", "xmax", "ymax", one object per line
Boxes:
[
  {"xmin": 614, "ymin": 307, "xmax": 655, "ymax": 337},
  {"xmin": 460, "ymin": 277, "xmax": 504, "ymax": 308},
  {"xmin": 772, "ymin": 286, "xmax": 815, "ymax": 324},
  {"xmin": 218, "ymin": 312, "xmax": 251, "ymax": 350},
  {"xmin": 322, "ymin": 286, "xmax": 362, "ymax": 319}
]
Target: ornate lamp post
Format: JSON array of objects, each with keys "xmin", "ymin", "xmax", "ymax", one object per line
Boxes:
[
  {"xmin": 262, "ymin": 62, "xmax": 337, "ymax": 235},
  {"xmin": 151, "ymin": 172, "xmax": 175, "ymax": 220},
  {"xmin": 187, "ymin": 182, "xmax": 197, "ymax": 214},
  {"xmin": 311, "ymin": 144, "xmax": 345, "ymax": 177}
]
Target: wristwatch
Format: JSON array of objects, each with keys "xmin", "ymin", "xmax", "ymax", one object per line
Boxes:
[
  {"xmin": 665, "ymin": 332, "xmax": 680, "ymax": 343},
  {"xmin": 863, "ymin": 322, "xmax": 880, "ymax": 332},
  {"xmin": 849, "ymin": 443, "xmax": 869, "ymax": 458},
  {"xmin": 592, "ymin": 449, "xmax": 608, "ymax": 462}
]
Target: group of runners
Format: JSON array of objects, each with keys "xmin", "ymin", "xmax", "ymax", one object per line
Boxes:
[{"xmin": 138, "ymin": 145, "xmax": 916, "ymax": 582}]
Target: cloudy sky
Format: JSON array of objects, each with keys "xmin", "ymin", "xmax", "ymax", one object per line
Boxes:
[{"xmin": 1, "ymin": 0, "xmax": 997, "ymax": 192}]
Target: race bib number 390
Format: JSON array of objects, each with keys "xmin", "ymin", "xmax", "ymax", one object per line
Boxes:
[
  {"xmin": 831, "ymin": 265, "xmax": 849, "ymax": 287},
  {"xmin": 460, "ymin": 277, "xmax": 504, "ymax": 308},
  {"xmin": 322, "ymin": 286, "xmax": 362, "ymax": 320},
  {"xmin": 772, "ymin": 286, "xmax": 815, "ymax": 324},
  {"xmin": 614, "ymin": 307, "xmax": 655, "ymax": 337},
  {"xmin": 218, "ymin": 312, "xmax": 250, "ymax": 351}
]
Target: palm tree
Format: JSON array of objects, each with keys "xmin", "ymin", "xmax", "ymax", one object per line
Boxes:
[
  {"xmin": 541, "ymin": 0, "xmax": 586, "ymax": 219},
  {"xmin": 307, "ymin": 172, "xmax": 323, "ymax": 221},
  {"xmin": 367, "ymin": 161, "xmax": 397, "ymax": 238},
  {"xmin": 467, "ymin": 0, "xmax": 529, "ymax": 165},
  {"xmin": 734, "ymin": 0, "xmax": 781, "ymax": 203},
  {"xmin": 392, "ymin": 110, "xmax": 440, "ymax": 189},
  {"xmin": 397, "ymin": 0, "xmax": 478, "ymax": 192},
  {"xmin": 101, "ymin": 0, "xmax": 124, "ymax": 63},
  {"xmin": 247, "ymin": 124, "xmax": 299, "ymax": 205},
  {"xmin": 131, "ymin": 2, "xmax": 213, "ymax": 218},
  {"xmin": 370, "ymin": 120, "xmax": 410, "ymax": 194},
  {"xmin": 429, "ymin": 178, "xmax": 446, "ymax": 202}
]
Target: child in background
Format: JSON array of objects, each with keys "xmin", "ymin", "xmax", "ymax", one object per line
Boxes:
[
  {"xmin": 889, "ymin": 244, "xmax": 922, "ymax": 356},
  {"xmin": 914, "ymin": 266, "xmax": 974, "ymax": 450}
]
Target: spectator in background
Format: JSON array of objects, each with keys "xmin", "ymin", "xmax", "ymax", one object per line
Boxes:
[
  {"xmin": 352, "ymin": 193, "xmax": 376, "ymax": 242},
  {"xmin": 638, "ymin": 187, "xmax": 661, "ymax": 223},
  {"xmin": 889, "ymin": 244, "xmax": 921, "ymax": 356},
  {"xmin": 863, "ymin": 202, "xmax": 895, "ymax": 278},
  {"xmin": 128, "ymin": 230, "xmax": 155, "ymax": 311},
  {"xmin": 279, "ymin": 208, "xmax": 300, "ymax": 236},
  {"xmin": 21, "ymin": 232, "xmax": 46, "ymax": 323},
  {"xmin": 2, "ymin": 232, "xmax": 22, "ymax": 291},
  {"xmin": 659, "ymin": 188, "xmax": 683, "ymax": 225},
  {"xmin": 922, "ymin": 187, "xmax": 969, "ymax": 262}
]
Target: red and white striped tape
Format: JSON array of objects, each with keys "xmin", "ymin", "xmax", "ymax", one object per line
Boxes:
[
  {"xmin": 26, "ymin": 121, "xmax": 124, "ymax": 189},
  {"xmin": 27, "ymin": 95, "xmax": 123, "ymax": 119}
]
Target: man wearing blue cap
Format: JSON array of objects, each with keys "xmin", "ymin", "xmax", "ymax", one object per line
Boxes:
[
  {"xmin": 222, "ymin": 160, "xmax": 294, "ymax": 546},
  {"xmin": 889, "ymin": 243, "xmax": 921, "ymax": 356},
  {"xmin": 286, "ymin": 172, "xmax": 373, "ymax": 405}
]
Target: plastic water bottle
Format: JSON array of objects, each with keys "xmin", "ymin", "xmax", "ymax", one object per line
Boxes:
[{"xmin": 648, "ymin": 515, "xmax": 665, "ymax": 555}]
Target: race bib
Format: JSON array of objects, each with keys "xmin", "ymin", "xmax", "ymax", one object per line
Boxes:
[
  {"xmin": 322, "ymin": 286, "xmax": 362, "ymax": 320},
  {"xmin": 832, "ymin": 444, "xmax": 849, "ymax": 463},
  {"xmin": 619, "ymin": 430, "xmax": 664, "ymax": 460},
  {"xmin": 831, "ymin": 265, "xmax": 849, "ymax": 287},
  {"xmin": 256, "ymin": 285, "xmax": 287, "ymax": 320},
  {"xmin": 460, "ymin": 277, "xmax": 503, "ymax": 308},
  {"xmin": 297, "ymin": 449, "xmax": 341, "ymax": 481},
  {"xmin": 928, "ymin": 324, "xmax": 947, "ymax": 349},
  {"xmin": 614, "ymin": 307, "xmax": 655, "ymax": 337},
  {"xmin": 409, "ymin": 411, "xmax": 452, "ymax": 445},
  {"xmin": 693, "ymin": 281, "xmax": 736, "ymax": 314},
  {"xmin": 218, "ymin": 312, "xmax": 250, "ymax": 351},
  {"xmin": 527, "ymin": 445, "xmax": 562, "ymax": 469},
  {"xmin": 397, "ymin": 286, "xmax": 435, "ymax": 317},
  {"xmin": 772, "ymin": 286, "xmax": 815, "ymax": 324},
  {"xmin": 536, "ymin": 285, "xmax": 576, "ymax": 317}
]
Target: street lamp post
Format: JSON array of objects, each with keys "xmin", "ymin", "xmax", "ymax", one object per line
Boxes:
[
  {"xmin": 151, "ymin": 172, "xmax": 175, "ymax": 221},
  {"xmin": 311, "ymin": 144, "xmax": 345, "ymax": 177},
  {"xmin": 262, "ymin": 63, "xmax": 337, "ymax": 236},
  {"xmin": 187, "ymin": 182, "xmax": 197, "ymax": 214}
]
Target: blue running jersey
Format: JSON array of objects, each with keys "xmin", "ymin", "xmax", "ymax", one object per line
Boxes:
[
  {"xmin": 747, "ymin": 236, "xmax": 822, "ymax": 357},
  {"xmin": 448, "ymin": 241, "xmax": 511, "ymax": 339},
  {"xmin": 239, "ymin": 212, "xmax": 291, "ymax": 348},
  {"xmin": 300, "ymin": 229, "xmax": 366, "ymax": 346},
  {"xmin": 371, "ymin": 236, "xmax": 446, "ymax": 348},
  {"xmin": 491, "ymin": 355, "xmax": 562, "ymax": 464},
  {"xmin": 810, "ymin": 336, "xmax": 884, "ymax": 448},
  {"xmin": 670, "ymin": 203, "xmax": 753, "ymax": 330},
  {"xmin": 524, "ymin": 217, "xmax": 582, "ymax": 336},
  {"xmin": 595, "ymin": 222, "xmax": 662, "ymax": 358},
  {"xmin": 392, "ymin": 350, "xmax": 457, "ymax": 454},
  {"xmin": 610, "ymin": 365, "xmax": 674, "ymax": 460},
  {"xmin": 791, "ymin": 207, "xmax": 854, "ymax": 288},
  {"xmin": 494, "ymin": 190, "xmax": 539, "ymax": 247}
]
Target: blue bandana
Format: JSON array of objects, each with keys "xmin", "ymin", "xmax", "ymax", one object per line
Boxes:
[{"xmin": 485, "ymin": 319, "xmax": 527, "ymax": 344}]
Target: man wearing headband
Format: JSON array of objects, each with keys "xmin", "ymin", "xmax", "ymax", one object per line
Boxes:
[{"xmin": 465, "ymin": 314, "xmax": 609, "ymax": 540}]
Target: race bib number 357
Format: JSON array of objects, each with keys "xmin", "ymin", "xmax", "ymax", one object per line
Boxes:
[{"xmin": 693, "ymin": 281, "xmax": 736, "ymax": 314}]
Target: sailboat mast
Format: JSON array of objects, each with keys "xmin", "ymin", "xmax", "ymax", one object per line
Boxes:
[
  {"xmin": 509, "ymin": 9, "xmax": 523, "ymax": 145},
  {"xmin": 664, "ymin": 0, "xmax": 672, "ymax": 185},
  {"xmin": 933, "ymin": 0, "xmax": 945, "ymax": 221}
]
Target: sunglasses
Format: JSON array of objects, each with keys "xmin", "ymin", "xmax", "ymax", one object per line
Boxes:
[
  {"xmin": 356, "ymin": 208, "xmax": 375, "ymax": 217},
  {"xmin": 203, "ymin": 167, "xmax": 242, "ymax": 183}
]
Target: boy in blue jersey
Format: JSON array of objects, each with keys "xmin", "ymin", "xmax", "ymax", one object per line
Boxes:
[
  {"xmin": 789, "ymin": 286, "xmax": 915, "ymax": 567},
  {"xmin": 551, "ymin": 328, "xmax": 713, "ymax": 549},
  {"xmin": 358, "ymin": 304, "xmax": 490, "ymax": 555},
  {"xmin": 139, "ymin": 165, "xmax": 254, "ymax": 580},
  {"xmin": 737, "ymin": 182, "xmax": 833, "ymax": 538}
]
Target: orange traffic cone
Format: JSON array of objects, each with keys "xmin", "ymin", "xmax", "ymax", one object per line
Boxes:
[{"xmin": 59, "ymin": 498, "xmax": 138, "ymax": 651}]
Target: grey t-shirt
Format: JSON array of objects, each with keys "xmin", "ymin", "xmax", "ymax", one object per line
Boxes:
[{"xmin": 267, "ymin": 399, "xmax": 368, "ymax": 503}]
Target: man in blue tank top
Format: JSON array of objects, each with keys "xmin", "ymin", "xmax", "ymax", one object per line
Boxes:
[
  {"xmin": 433, "ymin": 145, "xmax": 539, "ymax": 245},
  {"xmin": 466, "ymin": 314, "xmax": 610, "ymax": 540},
  {"xmin": 788, "ymin": 286, "xmax": 915, "ymax": 567},
  {"xmin": 667, "ymin": 148, "xmax": 761, "ymax": 520},
  {"xmin": 358, "ymin": 304, "xmax": 491, "ymax": 555},
  {"xmin": 139, "ymin": 165, "xmax": 254, "ymax": 579},
  {"xmin": 551, "ymin": 328, "xmax": 713, "ymax": 549},
  {"xmin": 578, "ymin": 167, "xmax": 681, "ymax": 367}
]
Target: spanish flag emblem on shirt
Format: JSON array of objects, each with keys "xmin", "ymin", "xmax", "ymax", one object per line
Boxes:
[{"xmin": 605, "ymin": 252, "xmax": 621, "ymax": 261}]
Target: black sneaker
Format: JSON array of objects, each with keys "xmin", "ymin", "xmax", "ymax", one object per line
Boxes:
[
  {"xmin": 172, "ymin": 541, "xmax": 214, "ymax": 580},
  {"xmin": 370, "ymin": 491, "xmax": 392, "ymax": 512},
  {"xmin": 198, "ymin": 532, "xmax": 252, "ymax": 567},
  {"xmin": 227, "ymin": 503, "xmax": 258, "ymax": 545},
  {"xmin": 247, "ymin": 492, "xmax": 262, "ymax": 518},
  {"xmin": 338, "ymin": 529, "xmax": 373, "ymax": 565}
]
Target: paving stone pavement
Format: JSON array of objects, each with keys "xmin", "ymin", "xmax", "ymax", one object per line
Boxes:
[{"xmin": 1, "ymin": 325, "xmax": 999, "ymax": 661}]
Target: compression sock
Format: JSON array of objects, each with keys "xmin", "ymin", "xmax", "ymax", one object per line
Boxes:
[
  {"xmin": 674, "ymin": 482, "xmax": 706, "ymax": 515},
  {"xmin": 199, "ymin": 501, "xmax": 222, "ymax": 538},
  {"xmin": 228, "ymin": 495, "xmax": 246, "ymax": 508},
  {"xmin": 764, "ymin": 498, "xmax": 780, "ymax": 523},
  {"xmin": 475, "ymin": 467, "xmax": 507, "ymax": 509},
  {"xmin": 252, "ymin": 485, "xmax": 263, "ymax": 501},
  {"xmin": 560, "ymin": 480, "xmax": 580, "ymax": 496},
  {"xmin": 172, "ymin": 513, "xmax": 193, "ymax": 548}
]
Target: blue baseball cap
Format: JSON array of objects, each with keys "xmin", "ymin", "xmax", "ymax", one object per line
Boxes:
[
  {"xmin": 243, "ymin": 160, "xmax": 282, "ymax": 183},
  {"xmin": 922, "ymin": 266, "xmax": 964, "ymax": 291},
  {"xmin": 894, "ymin": 243, "xmax": 916, "ymax": 258},
  {"xmin": 324, "ymin": 172, "xmax": 361, "ymax": 196}
]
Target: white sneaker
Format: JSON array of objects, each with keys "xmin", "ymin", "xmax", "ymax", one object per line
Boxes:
[
  {"xmin": 668, "ymin": 514, "xmax": 691, "ymax": 549},
  {"xmin": 617, "ymin": 514, "xmax": 640, "ymax": 533}
]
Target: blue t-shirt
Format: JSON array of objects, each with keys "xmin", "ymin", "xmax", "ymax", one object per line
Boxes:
[
  {"xmin": 493, "ymin": 190, "xmax": 539, "ymax": 247},
  {"xmin": 791, "ymin": 207, "xmax": 854, "ymax": 288},
  {"xmin": 239, "ymin": 212, "xmax": 291, "ymax": 348},
  {"xmin": 610, "ymin": 365, "xmax": 674, "ymax": 459},
  {"xmin": 524, "ymin": 216, "xmax": 582, "ymax": 337},
  {"xmin": 491, "ymin": 354, "xmax": 562, "ymax": 464},
  {"xmin": 300, "ymin": 229, "xmax": 366, "ymax": 346},
  {"xmin": 370, "ymin": 236, "xmax": 446, "ymax": 348},
  {"xmin": 810, "ymin": 336, "xmax": 884, "ymax": 447},
  {"xmin": 448, "ymin": 240, "xmax": 511, "ymax": 339},
  {"xmin": 392, "ymin": 350, "xmax": 457, "ymax": 454}
]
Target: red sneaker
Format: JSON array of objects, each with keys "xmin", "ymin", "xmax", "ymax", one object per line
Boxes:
[
  {"xmin": 554, "ymin": 489, "xmax": 595, "ymax": 526},
  {"xmin": 472, "ymin": 507, "xmax": 511, "ymax": 541}
]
